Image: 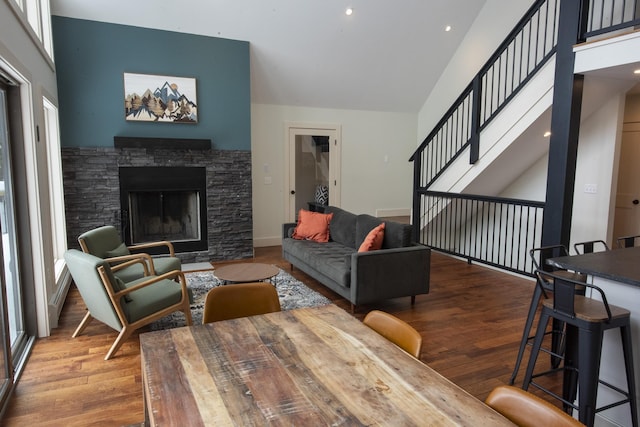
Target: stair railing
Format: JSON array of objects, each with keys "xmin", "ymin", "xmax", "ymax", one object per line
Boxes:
[
  {"xmin": 410, "ymin": 0, "xmax": 640, "ymax": 275},
  {"xmin": 585, "ymin": 0, "xmax": 640, "ymax": 38},
  {"xmin": 419, "ymin": 191, "xmax": 544, "ymax": 276},
  {"xmin": 409, "ymin": 0, "xmax": 560, "ymax": 191}
]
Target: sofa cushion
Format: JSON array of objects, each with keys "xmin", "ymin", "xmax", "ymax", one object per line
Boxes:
[
  {"xmin": 292, "ymin": 209, "xmax": 334, "ymax": 242},
  {"xmin": 282, "ymin": 238, "xmax": 353, "ymax": 287},
  {"xmin": 325, "ymin": 206, "xmax": 357, "ymax": 248},
  {"xmin": 358, "ymin": 222, "xmax": 385, "ymax": 252},
  {"xmin": 383, "ymin": 220, "xmax": 413, "ymax": 248}
]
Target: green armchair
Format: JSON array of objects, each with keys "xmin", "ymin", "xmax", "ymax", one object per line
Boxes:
[
  {"xmin": 78, "ymin": 225, "xmax": 181, "ymax": 283},
  {"xmin": 64, "ymin": 249, "xmax": 192, "ymax": 360}
]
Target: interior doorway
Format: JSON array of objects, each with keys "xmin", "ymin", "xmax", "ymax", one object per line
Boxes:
[
  {"xmin": 613, "ymin": 120, "xmax": 640, "ymax": 243},
  {"xmin": 285, "ymin": 123, "xmax": 341, "ymax": 222}
]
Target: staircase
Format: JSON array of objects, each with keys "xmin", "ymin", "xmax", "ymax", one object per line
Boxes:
[{"xmin": 410, "ymin": 0, "xmax": 640, "ymax": 276}]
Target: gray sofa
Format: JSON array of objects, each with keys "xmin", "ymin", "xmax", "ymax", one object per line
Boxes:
[{"xmin": 282, "ymin": 206, "xmax": 430, "ymax": 312}]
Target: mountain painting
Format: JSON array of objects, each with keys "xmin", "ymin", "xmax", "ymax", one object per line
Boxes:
[{"xmin": 124, "ymin": 73, "xmax": 198, "ymax": 123}]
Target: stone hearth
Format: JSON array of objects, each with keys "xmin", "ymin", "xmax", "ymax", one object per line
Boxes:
[{"xmin": 62, "ymin": 143, "xmax": 253, "ymax": 263}]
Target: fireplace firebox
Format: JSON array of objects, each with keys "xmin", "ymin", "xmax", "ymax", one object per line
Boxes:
[{"xmin": 119, "ymin": 167, "xmax": 207, "ymax": 253}]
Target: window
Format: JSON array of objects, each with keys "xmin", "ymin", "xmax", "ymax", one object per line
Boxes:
[
  {"xmin": 43, "ymin": 97, "xmax": 66, "ymax": 280},
  {"xmin": 39, "ymin": 0, "xmax": 52, "ymax": 59},
  {"xmin": 7, "ymin": 0, "xmax": 54, "ymax": 61},
  {"xmin": 25, "ymin": 0, "xmax": 42, "ymax": 39}
]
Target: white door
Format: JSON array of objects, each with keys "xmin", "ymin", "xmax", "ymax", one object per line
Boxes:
[
  {"xmin": 285, "ymin": 123, "xmax": 341, "ymax": 222},
  {"xmin": 613, "ymin": 123, "xmax": 640, "ymax": 244}
]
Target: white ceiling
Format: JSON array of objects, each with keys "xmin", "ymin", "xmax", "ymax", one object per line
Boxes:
[{"xmin": 50, "ymin": 0, "xmax": 488, "ymax": 113}]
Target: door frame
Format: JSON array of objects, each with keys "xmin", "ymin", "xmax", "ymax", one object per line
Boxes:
[
  {"xmin": 284, "ymin": 122, "xmax": 341, "ymax": 222},
  {"xmin": 612, "ymin": 121, "xmax": 640, "ymax": 243}
]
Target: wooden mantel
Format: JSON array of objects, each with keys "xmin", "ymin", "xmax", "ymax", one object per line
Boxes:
[{"xmin": 113, "ymin": 136, "xmax": 211, "ymax": 150}]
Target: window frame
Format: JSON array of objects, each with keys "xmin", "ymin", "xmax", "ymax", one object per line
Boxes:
[
  {"xmin": 42, "ymin": 97, "xmax": 66, "ymax": 281},
  {"xmin": 5, "ymin": 0, "xmax": 54, "ymax": 65}
]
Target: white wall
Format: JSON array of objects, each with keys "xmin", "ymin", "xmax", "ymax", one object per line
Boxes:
[
  {"xmin": 251, "ymin": 0, "xmax": 534, "ymax": 248},
  {"xmin": 417, "ymin": 0, "xmax": 534, "ymax": 142},
  {"xmin": 569, "ymin": 93, "xmax": 625, "ymax": 248},
  {"xmin": 1, "ymin": 2, "xmax": 60, "ymax": 336},
  {"xmin": 499, "ymin": 154, "xmax": 548, "ymax": 201},
  {"xmin": 625, "ymin": 92, "xmax": 640, "ymax": 122},
  {"xmin": 251, "ymin": 103, "xmax": 417, "ymax": 246},
  {"xmin": 494, "ymin": 82, "xmax": 628, "ymax": 250}
]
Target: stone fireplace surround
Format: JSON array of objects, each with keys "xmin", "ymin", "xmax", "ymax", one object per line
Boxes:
[{"xmin": 62, "ymin": 137, "xmax": 253, "ymax": 264}]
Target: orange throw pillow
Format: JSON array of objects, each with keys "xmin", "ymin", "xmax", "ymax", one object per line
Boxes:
[
  {"xmin": 292, "ymin": 209, "xmax": 334, "ymax": 242},
  {"xmin": 358, "ymin": 222, "xmax": 385, "ymax": 252}
]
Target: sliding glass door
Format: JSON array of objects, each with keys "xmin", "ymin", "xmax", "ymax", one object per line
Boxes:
[{"xmin": 0, "ymin": 82, "xmax": 24, "ymax": 407}]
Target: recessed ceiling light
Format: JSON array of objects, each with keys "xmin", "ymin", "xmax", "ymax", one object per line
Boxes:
[
  {"xmin": 345, "ymin": 8, "xmax": 353, "ymax": 16},
  {"xmin": 445, "ymin": 25, "xmax": 452, "ymax": 32},
  {"xmin": 544, "ymin": 131, "xmax": 551, "ymax": 137}
]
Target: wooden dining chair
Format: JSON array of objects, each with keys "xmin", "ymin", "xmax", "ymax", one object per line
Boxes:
[
  {"xmin": 363, "ymin": 310, "xmax": 422, "ymax": 359},
  {"xmin": 202, "ymin": 282, "xmax": 281, "ymax": 323},
  {"xmin": 486, "ymin": 385, "xmax": 585, "ymax": 427}
]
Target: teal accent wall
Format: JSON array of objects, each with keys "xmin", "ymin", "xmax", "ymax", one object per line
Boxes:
[{"xmin": 52, "ymin": 16, "xmax": 250, "ymax": 150}]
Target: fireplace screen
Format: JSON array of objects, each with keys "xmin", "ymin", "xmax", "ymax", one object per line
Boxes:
[
  {"xmin": 128, "ymin": 190, "xmax": 201, "ymax": 244},
  {"xmin": 119, "ymin": 166, "xmax": 208, "ymax": 253}
]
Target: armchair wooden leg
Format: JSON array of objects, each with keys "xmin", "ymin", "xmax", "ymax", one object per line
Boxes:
[
  {"xmin": 411, "ymin": 295, "xmax": 416, "ymax": 305},
  {"xmin": 105, "ymin": 327, "xmax": 132, "ymax": 360},
  {"xmin": 183, "ymin": 301, "xmax": 193, "ymax": 326},
  {"xmin": 72, "ymin": 311, "xmax": 93, "ymax": 338}
]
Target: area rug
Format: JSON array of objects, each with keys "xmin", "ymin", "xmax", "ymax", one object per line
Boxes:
[{"xmin": 149, "ymin": 268, "xmax": 331, "ymax": 330}]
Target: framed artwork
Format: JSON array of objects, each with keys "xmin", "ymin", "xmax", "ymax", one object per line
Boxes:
[{"xmin": 124, "ymin": 73, "xmax": 198, "ymax": 123}]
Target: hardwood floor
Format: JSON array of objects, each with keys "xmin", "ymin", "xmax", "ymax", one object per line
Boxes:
[{"xmin": 2, "ymin": 247, "xmax": 547, "ymax": 426}]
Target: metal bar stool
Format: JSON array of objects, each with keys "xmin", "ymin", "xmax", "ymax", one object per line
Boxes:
[
  {"xmin": 616, "ymin": 234, "xmax": 640, "ymax": 249},
  {"xmin": 523, "ymin": 270, "xmax": 638, "ymax": 427},
  {"xmin": 573, "ymin": 240, "xmax": 610, "ymax": 255},
  {"xmin": 509, "ymin": 245, "xmax": 586, "ymax": 386}
]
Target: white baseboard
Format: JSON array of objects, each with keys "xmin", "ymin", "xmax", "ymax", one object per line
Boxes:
[
  {"xmin": 375, "ymin": 208, "xmax": 411, "ymax": 218},
  {"xmin": 48, "ymin": 266, "xmax": 72, "ymax": 330},
  {"xmin": 254, "ymin": 236, "xmax": 282, "ymax": 248}
]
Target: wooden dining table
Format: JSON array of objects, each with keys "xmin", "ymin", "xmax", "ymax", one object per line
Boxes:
[{"xmin": 140, "ymin": 304, "xmax": 513, "ymax": 426}]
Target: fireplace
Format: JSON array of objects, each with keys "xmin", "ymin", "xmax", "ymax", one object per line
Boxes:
[
  {"xmin": 62, "ymin": 141, "xmax": 253, "ymax": 263},
  {"xmin": 119, "ymin": 166, "xmax": 208, "ymax": 253}
]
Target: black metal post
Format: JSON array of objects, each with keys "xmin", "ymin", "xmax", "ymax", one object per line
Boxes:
[
  {"xmin": 470, "ymin": 75, "xmax": 481, "ymax": 164},
  {"xmin": 541, "ymin": 0, "xmax": 589, "ymax": 248}
]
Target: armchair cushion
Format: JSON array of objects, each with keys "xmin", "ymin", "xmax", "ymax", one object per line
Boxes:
[
  {"xmin": 78, "ymin": 226, "xmax": 125, "ymax": 258},
  {"xmin": 105, "ymin": 243, "xmax": 130, "ymax": 258},
  {"xmin": 113, "ymin": 257, "xmax": 181, "ymax": 284},
  {"xmin": 64, "ymin": 250, "xmax": 124, "ymax": 331},
  {"xmin": 78, "ymin": 225, "xmax": 182, "ymax": 282},
  {"xmin": 123, "ymin": 276, "xmax": 186, "ymax": 323}
]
